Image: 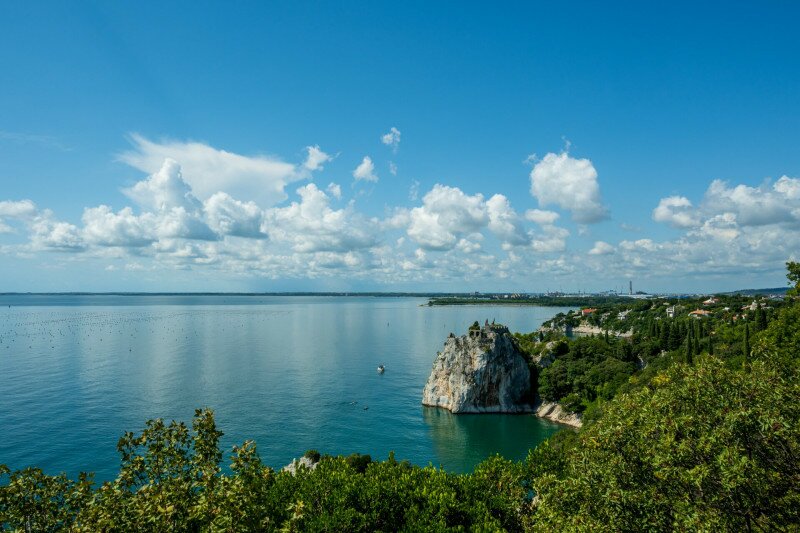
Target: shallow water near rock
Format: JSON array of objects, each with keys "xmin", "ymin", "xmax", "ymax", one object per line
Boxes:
[{"xmin": 0, "ymin": 295, "xmax": 571, "ymax": 480}]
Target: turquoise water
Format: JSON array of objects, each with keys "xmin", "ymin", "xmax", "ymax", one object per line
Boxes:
[{"xmin": 0, "ymin": 295, "xmax": 570, "ymax": 480}]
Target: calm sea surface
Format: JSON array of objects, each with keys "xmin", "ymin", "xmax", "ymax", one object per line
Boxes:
[{"xmin": 0, "ymin": 295, "xmax": 572, "ymax": 480}]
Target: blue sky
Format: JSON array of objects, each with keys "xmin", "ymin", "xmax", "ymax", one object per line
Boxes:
[{"xmin": 1, "ymin": 1, "xmax": 799, "ymax": 292}]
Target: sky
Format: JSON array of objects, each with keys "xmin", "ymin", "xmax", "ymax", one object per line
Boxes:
[{"xmin": 1, "ymin": 1, "xmax": 799, "ymax": 293}]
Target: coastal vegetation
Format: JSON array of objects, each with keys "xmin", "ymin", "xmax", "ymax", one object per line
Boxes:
[{"xmin": 2, "ymin": 264, "xmax": 799, "ymax": 531}]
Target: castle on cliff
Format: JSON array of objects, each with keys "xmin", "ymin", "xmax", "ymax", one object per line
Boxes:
[{"xmin": 467, "ymin": 319, "xmax": 509, "ymax": 339}]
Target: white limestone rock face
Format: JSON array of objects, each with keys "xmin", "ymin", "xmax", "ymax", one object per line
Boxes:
[
  {"xmin": 422, "ymin": 323, "xmax": 532, "ymax": 413},
  {"xmin": 282, "ymin": 455, "xmax": 319, "ymax": 475},
  {"xmin": 534, "ymin": 400, "xmax": 583, "ymax": 428}
]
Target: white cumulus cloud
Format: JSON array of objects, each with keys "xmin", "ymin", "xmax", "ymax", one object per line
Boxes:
[
  {"xmin": 264, "ymin": 183, "xmax": 377, "ymax": 253},
  {"xmin": 588, "ymin": 241, "xmax": 615, "ymax": 255},
  {"xmin": 407, "ymin": 185, "xmax": 487, "ymax": 250},
  {"xmin": 203, "ymin": 192, "xmax": 265, "ymax": 239},
  {"xmin": 486, "ymin": 194, "xmax": 530, "ymax": 245},
  {"xmin": 531, "ymin": 225, "xmax": 569, "ymax": 253},
  {"xmin": 381, "ymin": 127, "xmax": 401, "ymax": 151},
  {"xmin": 353, "ymin": 156, "xmax": 378, "ymax": 182},
  {"xmin": 530, "ymin": 151, "xmax": 609, "ymax": 224},
  {"xmin": 702, "ymin": 178, "xmax": 800, "ymax": 226},
  {"xmin": 524, "ymin": 208, "xmax": 560, "ymax": 225},
  {"xmin": 303, "ymin": 145, "xmax": 333, "ymax": 171},
  {"xmin": 652, "ymin": 196, "xmax": 699, "ymax": 228},
  {"xmin": 119, "ymin": 134, "xmax": 318, "ymax": 206},
  {"xmin": 326, "ymin": 183, "xmax": 342, "ymax": 199},
  {"xmin": 0, "ymin": 199, "xmax": 37, "ymax": 219},
  {"xmin": 123, "ymin": 158, "xmax": 201, "ymax": 212},
  {"xmin": 0, "ymin": 199, "xmax": 38, "ymax": 233},
  {"xmin": 30, "ymin": 213, "xmax": 84, "ymax": 251},
  {"xmin": 82, "ymin": 206, "xmax": 154, "ymax": 247}
]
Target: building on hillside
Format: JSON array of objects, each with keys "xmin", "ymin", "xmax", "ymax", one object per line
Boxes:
[
  {"xmin": 581, "ymin": 308, "xmax": 597, "ymax": 317},
  {"xmin": 742, "ymin": 300, "xmax": 772, "ymax": 312},
  {"xmin": 702, "ymin": 297, "xmax": 719, "ymax": 305},
  {"xmin": 689, "ymin": 309, "xmax": 712, "ymax": 318},
  {"xmin": 617, "ymin": 310, "xmax": 631, "ymax": 320},
  {"xmin": 666, "ymin": 306, "xmax": 676, "ymax": 318}
]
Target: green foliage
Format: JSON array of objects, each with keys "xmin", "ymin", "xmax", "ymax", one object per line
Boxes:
[
  {"xmin": 343, "ymin": 453, "xmax": 372, "ymax": 474},
  {"xmin": 0, "ymin": 466, "xmax": 93, "ymax": 532},
  {"xmin": 787, "ymin": 260, "xmax": 800, "ymax": 296},
  {"xmin": 0, "ymin": 412, "xmax": 527, "ymax": 531},
  {"xmin": 744, "ymin": 323, "xmax": 751, "ymax": 362},
  {"xmin": 531, "ymin": 356, "xmax": 800, "ymax": 531},
  {"xmin": 537, "ymin": 336, "xmax": 636, "ymax": 412},
  {"xmin": 303, "ymin": 449, "xmax": 321, "ymax": 463}
]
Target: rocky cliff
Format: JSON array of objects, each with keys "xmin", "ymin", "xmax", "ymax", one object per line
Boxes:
[
  {"xmin": 422, "ymin": 321, "xmax": 532, "ymax": 413},
  {"xmin": 534, "ymin": 400, "xmax": 583, "ymax": 428}
]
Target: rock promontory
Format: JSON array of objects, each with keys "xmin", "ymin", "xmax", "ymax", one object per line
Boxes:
[{"xmin": 422, "ymin": 320, "xmax": 532, "ymax": 413}]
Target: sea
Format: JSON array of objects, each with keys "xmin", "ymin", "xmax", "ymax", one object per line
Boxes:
[{"xmin": 0, "ymin": 295, "xmax": 572, "ymax": 481}]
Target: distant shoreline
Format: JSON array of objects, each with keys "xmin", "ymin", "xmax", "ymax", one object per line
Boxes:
[
  {"xmin": 0, "ymin": 287, "xmax": 787, "ymax": 298},
  {"xmin": 0, "ymin": 292, "xmax": 466, "ymax": 297}
]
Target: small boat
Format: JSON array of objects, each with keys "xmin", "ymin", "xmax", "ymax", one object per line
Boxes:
[{"xmin": 377, "ymin": 365, "xmax": 385, "ymax": 374}]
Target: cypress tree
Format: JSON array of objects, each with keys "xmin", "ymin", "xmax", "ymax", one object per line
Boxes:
[
  {"xmin": 744, "ymin": 323, "xmax": 751, "ymax": 362},
  {"xmin": 660, "ymin": 322, "xmax": 670, "ymax": 350},
  {"xmin": 685, "ymin": 336, "xmax": 693, "ymax": 365},
  {"xmin": 756, "ymin": 303, "xmax": 768, "ymax": 331},
  {"xmin": 754, "ymin": 304, "xmax": 763, "ymax": 331},
  {"xmin": 668, "ymin": 322, "xmax": 682, "ymax": 350},
  {"xmin": 708, "ymin": 336, "xmax": 714, "ymax": 356}
]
